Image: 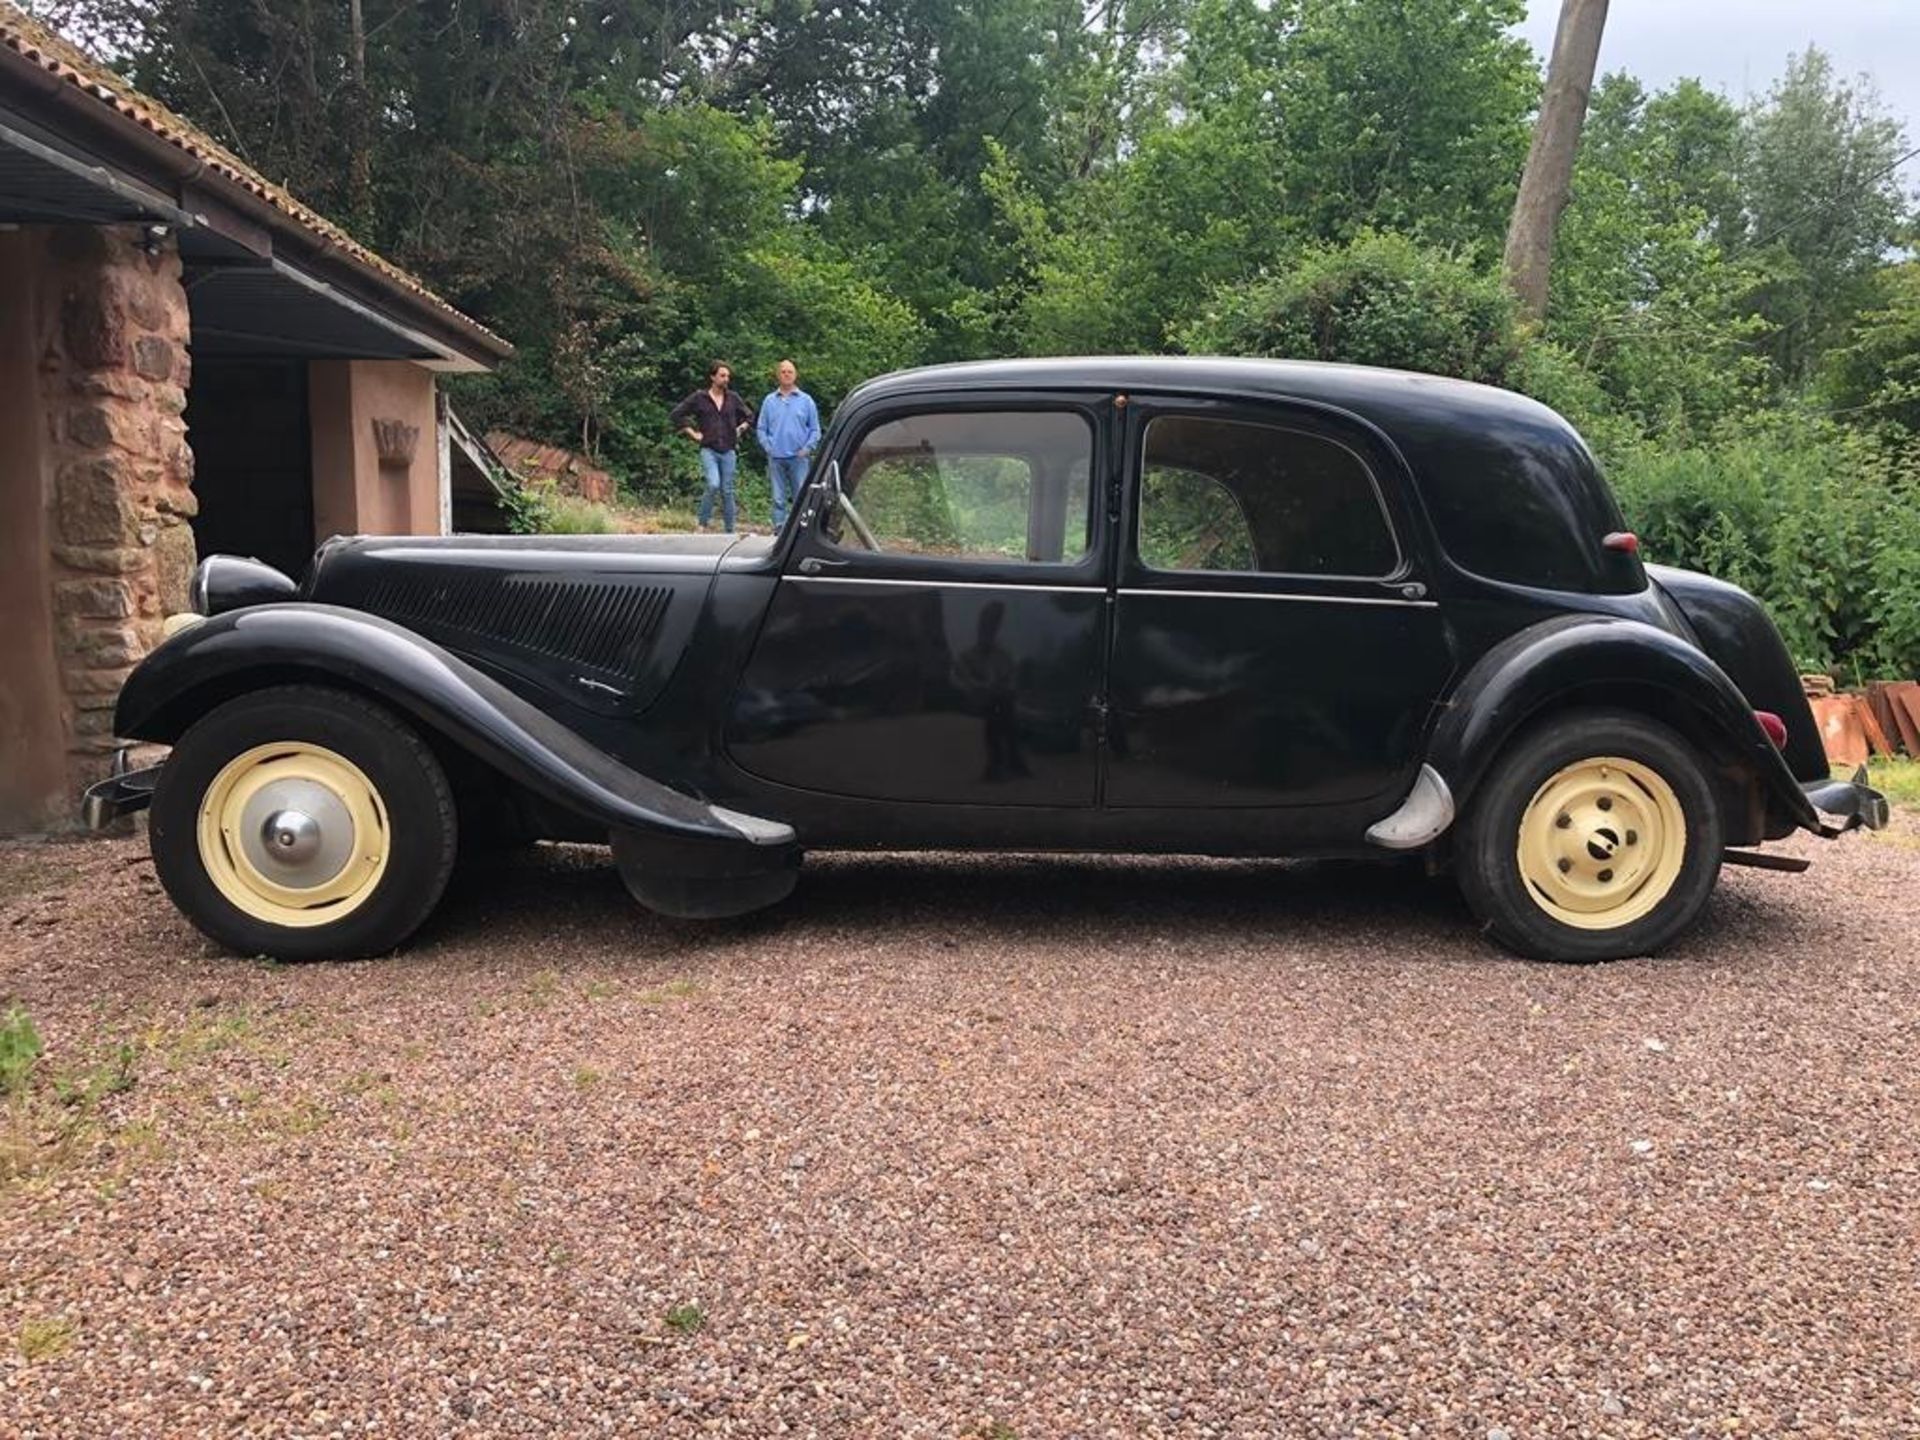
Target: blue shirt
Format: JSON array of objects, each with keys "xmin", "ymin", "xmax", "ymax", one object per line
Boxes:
[{"xmin": 756, "ymin": 388, "xmax": 821, "ymax": 459}]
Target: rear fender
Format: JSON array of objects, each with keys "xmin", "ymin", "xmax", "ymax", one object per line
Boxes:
[
  {"xmin": 114, "ymin": 604, "xmax": 794, "ymax": 854},
  {"xmin": 1429, "ymin": 615, "xmax": 1818, "ymax": 840}
]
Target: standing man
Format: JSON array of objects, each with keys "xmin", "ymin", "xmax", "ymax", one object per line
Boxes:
[
  {"xmin": 755, "ymin": 359, "xmax": 822, "ymax": 530},
  {"xmin": 670, "ymin": 362, "xmax": 755, "ymax": 533}
]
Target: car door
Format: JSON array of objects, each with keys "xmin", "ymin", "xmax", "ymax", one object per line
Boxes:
[
  {"xmin": 1105, "ymin": 395, "xmax": 1455, "ymax": 809},
  {"xmin": 726, "ymin": 394, "xmax": 1113, "ymax": 806}
]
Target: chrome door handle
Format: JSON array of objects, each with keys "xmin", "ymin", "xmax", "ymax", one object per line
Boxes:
[{"xmin": 797, "ymin": 557, "xmax": 851, "ymax": 575}]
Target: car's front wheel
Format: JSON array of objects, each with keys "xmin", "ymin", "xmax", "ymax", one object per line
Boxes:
[
  {"xmin": 1456, "ymin": 710, "xmax": 1724, "ymax": 962},
  {"xmin": 149, "ymin": 685, "xmax": 457, "ymax": 961}
]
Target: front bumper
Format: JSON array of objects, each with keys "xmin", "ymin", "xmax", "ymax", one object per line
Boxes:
[
  {"xmin": 81, "ymin": 750, "xmax": 162, "ymax": 830},
  {"xmin": 1802, "ymin": 765, "xmax": 1890, "ymax": 837}
]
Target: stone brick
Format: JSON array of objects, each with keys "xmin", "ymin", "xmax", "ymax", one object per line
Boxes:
[
  {"xmin": 76, "ymin": 372, "xmax": 148, "ymax": 403},
  {"xmin": 163, "ymin": 438, "xmax": 197, "ymax": 488},
  {"xmin": 69, "ymin": 626, "xmax": 145, "ymax": 668},
  {"xmin": 62, "ymin": 667, "xmax": 135, "ymax": 697},
  {"xmin": 152, "ymin": 383, "xmax": 187, "ymax": 416},
  {"xmin": 56, "ymin": 455, "xmax": 142, "ymax": 546},
  {"xmin": 69, "ymin": 686, "xmax": 121, "ymax": 711},
  {"xmin": 131, "ymin": 334, "xmax": 174, "ymax": 382},
  {"xmin": 52, "ymin": 544, "xmax": 145, "ymax": 575},
  {"xmin": 53, "ymin": 578, "xmax": 135, "ymax": 620},
  {"xmin": 66, "ymin": 405, "xmax": 116, "ymax": 449},
  {"xmin": 154, "ymin": 522, "xmax": 198, "ymax": 614},
  {"xmin": 154, "ymin": 483, "xmax": 199, "ymax": 520},
  {"xmin": 61, "ymin": 287, "xmax": 128, "ymax": 370},
  {"xmin": 72, "ymin": 708, "xmax": 118, "ymax": 738},
  {"xmin": 123, "ymin": 278, "xmax": 171, "ymax": 333}
]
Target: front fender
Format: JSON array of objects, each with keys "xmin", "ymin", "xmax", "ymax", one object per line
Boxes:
[
  {"xmin": 1429, "ymin": 614, "xmax": 1818, "ymax": 836},
  {"xmin": 115, "ymin": 604, "xmax": 793, "ymax": 851}
]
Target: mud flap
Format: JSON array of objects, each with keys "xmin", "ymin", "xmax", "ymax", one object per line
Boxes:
[{"xmin": 610, "ymin": 827, "xmax": 802, "ymax": 919}]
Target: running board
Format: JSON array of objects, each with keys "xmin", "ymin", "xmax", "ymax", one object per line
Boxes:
[{"xmin": 1722, "ymin": 849, "xmax": 1811, "ymax": 873}]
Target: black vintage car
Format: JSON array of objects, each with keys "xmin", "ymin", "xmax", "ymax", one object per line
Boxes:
[{"xmin": 86, "ymin": 358, "xmax": 1886, "ymax": 962}]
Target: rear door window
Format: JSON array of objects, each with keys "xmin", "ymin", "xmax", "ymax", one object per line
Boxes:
[{"xmin": 1137, "ymin": 415, "xmax": 1398, "ymax": 578}]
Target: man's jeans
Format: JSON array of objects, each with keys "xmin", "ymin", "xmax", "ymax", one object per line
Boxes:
[
  {"xmin": 767, "ymin": 454, "xmax": 810, "ymax": 529},
  {"xmin": 697, "ymin": 447, "xmax": 737, "ymax": 532}
]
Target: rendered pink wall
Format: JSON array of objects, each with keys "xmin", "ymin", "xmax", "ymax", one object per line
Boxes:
[{"xmin": 309, "ymin": 359, "xmax": 440, "ymax": 542}]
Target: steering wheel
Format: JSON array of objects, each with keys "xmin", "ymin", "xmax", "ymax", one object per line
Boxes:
[{"xmin": 834, "ymin": 489, "xmax": 881, "ymax": 552}]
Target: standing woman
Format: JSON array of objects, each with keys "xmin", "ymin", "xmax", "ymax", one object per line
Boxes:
[{"xmin": 670, "ymin": 362, "xmax": 755, "ymax": 533}]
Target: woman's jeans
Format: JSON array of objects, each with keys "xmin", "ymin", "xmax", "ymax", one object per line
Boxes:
[
  {"xmin": 767, "ymin": 454, "xmax": 810, "ymax": 529},
  {"xmin": 697, "ymin": 447, "xmax": 737, "ymax": 532}
]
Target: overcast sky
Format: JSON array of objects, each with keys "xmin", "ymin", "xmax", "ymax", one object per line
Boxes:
[{"xmin": 1515, "ymin": 0, "xmax": 1917, "ymax": 183}]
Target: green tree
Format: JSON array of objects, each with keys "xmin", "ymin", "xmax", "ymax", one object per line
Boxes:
[
  {"xmin": 1544, "ymin": 75, "xmax": 1771, "ymax": 441},
  {"xmin": 1822, "ymin": 259, "xmax": 1920, "ymax": 439},
  {"xmin": 1737, "ymin": 48, "xmax": 1913, "ymax": 383}
]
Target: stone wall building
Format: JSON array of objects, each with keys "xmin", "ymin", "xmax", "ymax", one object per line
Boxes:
[{"xmin": 0, "ymin": 6, "xmax": 513, "ymax": 833}]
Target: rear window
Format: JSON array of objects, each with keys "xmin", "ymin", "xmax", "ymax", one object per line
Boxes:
[{"xmin": 1416, "ymin": 424, "xmax": 1644, "ymax": 594}]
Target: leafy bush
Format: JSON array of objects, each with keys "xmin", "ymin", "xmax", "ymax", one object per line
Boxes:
[
  {"xmin": 1178, "ymin": 231, "xmax": 1526, "ymax": 385},
  {"xmin": 1607, "ymin": 415, "xmax": 1920, "ymax": 678},
  {"xmin": 499, "ymin": 479, "xmax": 554, "ymax": 536},
  {"xmin": 540, "ymin": 497, "xmax": 618, "ymax": 535}
]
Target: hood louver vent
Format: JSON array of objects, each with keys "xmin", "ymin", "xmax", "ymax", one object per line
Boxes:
[{"xmin": 358, "ymin": 571, "xmax": 673, "ymax": 691}]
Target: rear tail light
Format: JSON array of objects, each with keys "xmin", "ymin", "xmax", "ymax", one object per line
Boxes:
[
  {"xmin": 1755, "ymin": 710, "xmax": 1788, "ymax": 748},
  {"xmin": 1602, "ymin": 531, "xmax": 1640, "ymax": 554}
]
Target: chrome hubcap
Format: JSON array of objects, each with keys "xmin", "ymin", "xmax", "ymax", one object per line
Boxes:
[{"xmin": 237, "ymin": 779, "xmax": 354, "ymax": 887}]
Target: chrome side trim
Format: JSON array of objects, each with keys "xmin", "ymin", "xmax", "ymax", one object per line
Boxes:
[
  {"xmin": 1364, "ymin": 764, "xmax": 1456, "ymax": 849},
  {"xmin": 1119, "ymin": 587, "xmax": 1439, "ymax": 609},
  {"xmin": 787, "ymin": 575, "xmax": 1100, "ymax": 595}
]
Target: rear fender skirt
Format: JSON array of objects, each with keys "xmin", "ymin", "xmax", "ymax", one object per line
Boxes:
[
  {"xmin": 1427, "ymin": 614, "xmax": 1818, "ymax": 836},
  {"xmin": 113, "ymin": 604, "xmax": 794, "ymax": 851}
]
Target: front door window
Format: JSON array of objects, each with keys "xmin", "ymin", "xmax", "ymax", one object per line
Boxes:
[{"xmin": 826, "ymin": 410, "xmax": 1095, "ymax": 566}]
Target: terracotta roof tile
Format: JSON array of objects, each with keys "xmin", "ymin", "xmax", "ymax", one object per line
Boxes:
[{"xmin": 0, "ymin": 1, "xmax": 508, "ymax": 357}]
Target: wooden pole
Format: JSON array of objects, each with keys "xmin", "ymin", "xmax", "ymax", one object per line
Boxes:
[{"xmin": 1503, "ymin": 0, "xmax": 1609, "ymax": 322}]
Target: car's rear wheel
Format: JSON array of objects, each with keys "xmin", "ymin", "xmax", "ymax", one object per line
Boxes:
[
  {"xmin": 150, "ymin": 685, "xmax": 457, "ymax": 961},
  {"xmin": 1456, "ymin": 710, "xmax": 1724, "ymax": 961}
]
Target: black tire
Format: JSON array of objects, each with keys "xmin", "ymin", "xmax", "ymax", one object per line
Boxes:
[
  {"xmin": 149, "ymin": 685, "xmax": 457, "ymax": 961},
  {"xmin": 1456, "ymin": 709, "xmax": 1724, "ymax": 962}
]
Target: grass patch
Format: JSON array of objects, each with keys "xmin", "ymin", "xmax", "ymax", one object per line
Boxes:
[
  {"xmin": 639, "ymin": 978, "xmax": 702, "ymax": 1005},
  {"xmin": 18, "ymin": 1316, "xmax": 76, "ymax": 1362},
  {"xmin": 542, "ymin": 496, "xmax": 618, "ymax": 534},
  {"xmin": 1864, "ymin": 757, "xmax": 1920, "ymax": 810},
  {"xmin": 4, "ymin": 1004, "xmax": 144, "ymax": 1187},
  {"xmin": 664, "ymin": 1303, "xmax": 705, "ymax": 1335}
]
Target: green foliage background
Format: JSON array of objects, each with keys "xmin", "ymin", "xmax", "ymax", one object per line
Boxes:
[{"xmin": 29, "ymin": 0, "xmax": 1920, "ymax": 674}]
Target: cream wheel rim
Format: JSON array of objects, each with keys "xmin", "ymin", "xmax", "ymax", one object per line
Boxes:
[
  {"xmin": 1517, "ymin": 756, "xmax": 1686, "ymax": 931},
  {"xmin": 196, "ymin": 742, "xmax": 390, "ymax": 928}
]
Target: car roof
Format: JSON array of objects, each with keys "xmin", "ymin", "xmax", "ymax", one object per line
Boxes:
[{"xmin": 841, "ymin": 356, "xmax": 1574, "ymax": 442}]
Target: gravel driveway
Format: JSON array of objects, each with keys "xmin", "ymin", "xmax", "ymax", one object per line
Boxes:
[{"xmin": 3, "ymin": 825, "xmax": 1917, "ymax": 1438}]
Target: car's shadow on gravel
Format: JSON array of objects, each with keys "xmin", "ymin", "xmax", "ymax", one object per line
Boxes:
[{"xmin": 431, "ymin": 844, "xmax": 1485, "ymax": 958}]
